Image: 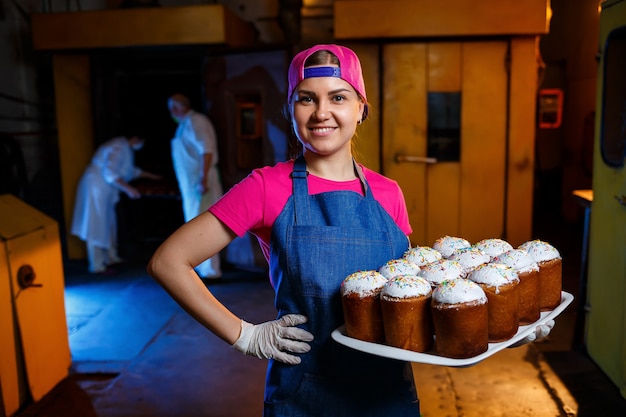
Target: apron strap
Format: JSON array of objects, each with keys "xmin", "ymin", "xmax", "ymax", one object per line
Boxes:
[
  {"xmin": 291, "ymin": 155, "xmax": 374, "ymax": 225},
  {"xmin": 292, "ymin": 155, "xmax": 310, "ymax": 225},
  {"xmin": 352, "ymin": 161, "xmax": 372, "ymax": 198}
]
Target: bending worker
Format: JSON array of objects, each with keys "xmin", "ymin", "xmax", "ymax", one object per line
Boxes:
[{"xmin": 71, "ymin": 134, "xmax": 160, "ymax": 274}]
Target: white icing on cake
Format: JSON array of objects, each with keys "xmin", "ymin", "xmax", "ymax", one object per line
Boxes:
[
  {"xmin": 518, "ymin": 239, "xmax": 561, "ymax": 262},
  {"xmin": 432, "ymin": 278, "xmax": 487, "ymax": 305},
  {"xmin": 468, "ymin": 263, "xmax": 519, "ymax": 294},
  {"xmin": 381, "ymin": 275, "xmax": 431, "ymax": 299},
  {"xmin": 341, "ymin": 270, "xmax": 387, "ymax": 297},
  {"xmin": 403, "ymin": 246, "xmax": 442, "ymax": 266},
  {"xmin": 417, "ymin": 259, "xmax": 465, "ymax": 286},
  {"xmin": 473, "ymin": 238, "xmax": 514, "ymax": 259},
  {"xmin": 433, "ymin": 235, "xmax": 471, "ymax": 258},
  {"xmin": 492, "ymin": 249, "xmax": 539, "ymax": 273},
  {"xmin": 379, "ymin": 258, "xmax": 421, "ymax": 279},
  {"xmin": 448, "ymin": 247, "xmax": 490, "ymax": 273}
]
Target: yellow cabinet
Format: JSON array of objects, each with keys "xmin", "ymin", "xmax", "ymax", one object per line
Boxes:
[{"xmin": 0, "ymin": 194, "xmax": 70, "ymax": 416}]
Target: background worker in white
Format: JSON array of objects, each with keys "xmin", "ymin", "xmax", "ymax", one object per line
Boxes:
[
  {"xmin": 71, "ymin": 135, "xmax": 161, "ymax": 274},
  {"xmin": 168, "ymin": 93, "xmax": 223, "ymax": 278}
]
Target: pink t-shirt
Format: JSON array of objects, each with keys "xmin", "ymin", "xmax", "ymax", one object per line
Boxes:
[{"xmin": 209, "ymin": 160, "xmax": 412, "ymax": 263}]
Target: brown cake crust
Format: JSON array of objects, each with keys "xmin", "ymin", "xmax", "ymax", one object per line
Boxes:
[
  {"xmin": 477, "ymin": 281, "xmax": 520, "ymax": 342},
  {"xmin": 431, "ymin": 301, "xmax": 489, "ymax": 358},
  {"xmin": 341, "ymin": 293, "xmax": 385, "ymax": 343},
  {"xmin": 538, "ymin": 258, "xmax": 562, "ymax": 310},
  {"xmin": 517, "ymin": 269, "xmax": 540, "ymax": 324},
  {"xmin": 381, "ymin": 294, "xmax": 433, "ymax": 352}
]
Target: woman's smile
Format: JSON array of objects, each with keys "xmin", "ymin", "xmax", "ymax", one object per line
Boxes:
[{"xmin": 309, "ymin": 126, "xmax": 337, "ymax": 135}]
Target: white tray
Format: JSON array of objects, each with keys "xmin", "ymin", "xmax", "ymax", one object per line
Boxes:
[{"xmin": 332, "ymin": 291, "xmax": 574, "ymax": 367}]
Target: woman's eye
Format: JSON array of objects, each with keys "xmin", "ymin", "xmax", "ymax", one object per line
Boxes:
[
  {"xmin": 297, "ymin": 96, "xmax": 313, "ymax": 103},
  {"xmin": 333, "ymin": 95, "xmax": 346, "ymax": 102}
]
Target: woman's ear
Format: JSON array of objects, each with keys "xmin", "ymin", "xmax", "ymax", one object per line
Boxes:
[{"xmin": 358, "ymin": 101, "xmax": 365, "ymax": 123}]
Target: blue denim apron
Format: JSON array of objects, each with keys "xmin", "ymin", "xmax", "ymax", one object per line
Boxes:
[{"xmin": 264, "ymin": 156, "xmax": 420, "ymax": 417}]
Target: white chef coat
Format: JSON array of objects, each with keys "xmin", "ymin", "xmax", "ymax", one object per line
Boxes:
[
  {"xmin": 171, "ymin": 109, "xmax": 223, "ymax": 277},
  {"xmin": 71, "ymin": 137, "xmax": 140, "ymax": 249},
  {"xmin": 171, "ymin": 109, "xmax": 222, "ymax": 221}
]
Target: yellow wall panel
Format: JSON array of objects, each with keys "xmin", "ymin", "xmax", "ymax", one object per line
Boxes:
[
  {"xmin": 335, "ymin": 0, "xmax": 550, "ymax": 39},
  {"xmin": 425, "ymin": 43, "xmax": 462, "ymax": 244},
  {"xmin": 53, "ymin": 55, "xmax": 92, "ymax": 259},
  {"xmin": 507, "ymin": 37, "xmax": 539, "ymax": 246},
  {"xmin": 348, "ymin": 43, "xmax": 381, "ymax": 172},
  {"xmin": 382, "ymin": 43, "xmax": 428, "ymax": 245},
  {"xmin": 426, "ymin": 163, "xmax": 461, "ymax": 245},
  {"xmin": 428, "ymin": 43, "xmax": 462, "ymax": 92},
  {"xmin": 459, "ymin": 42, "xmax": 508, "ymax": 242},
  {"xmin": 32, "ymin": 5, "xmax": 254, "ymax": 50}
]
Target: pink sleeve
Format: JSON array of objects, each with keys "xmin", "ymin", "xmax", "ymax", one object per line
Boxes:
[
  {"xmin": 208, "ymin": 162, "xmax": 293, "ymax": 239},
  {"xmin": 361, "ymin": 167, "xmax": 413, "ymax": 236},
  {"xmin": 209, "ymin": 173, "xmax": 262, "ymax": 237},
  {"xmin": 383, "ymin": 187, "xmax": 412, "ymax": 236},
  {"xmin": 393, "ymin": 186, "xmax": 412, "ymax": 236}
]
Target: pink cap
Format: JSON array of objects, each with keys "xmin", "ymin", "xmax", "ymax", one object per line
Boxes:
[{"xmin": 288, "ymin": 44, "xmax": 368, "ymax": 120}]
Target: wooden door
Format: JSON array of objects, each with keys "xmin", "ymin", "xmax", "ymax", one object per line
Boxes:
[
  {"xmin": 382, "ymin": 41, "xmax": 509, "ymax": 247},
  {"xmin": 587, "ymin": 0, "xmax": 626, "ymax": 398}
]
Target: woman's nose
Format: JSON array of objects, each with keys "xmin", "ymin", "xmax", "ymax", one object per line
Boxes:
[{"xmin": 313, "ymin": 101, "xmax": 330, "ymax": 120}]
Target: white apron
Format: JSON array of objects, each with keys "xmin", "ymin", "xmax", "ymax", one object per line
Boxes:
[{"xmin": 171, "ymin": 112, "xmax": 223, "ymax": 277}]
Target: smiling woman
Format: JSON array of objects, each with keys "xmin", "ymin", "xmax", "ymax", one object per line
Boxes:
[{"xmin": 147, "ymin": 44, "xmax": 421, "ymax": 416}]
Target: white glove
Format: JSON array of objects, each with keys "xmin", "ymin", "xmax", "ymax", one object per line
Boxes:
[
  {"xmin": 232, "ymin": 314, "xmax": 314, "ymax": 365},
  {"xmin": 510, "ymin": 319, "xmax": 555, "ymax": 348}
]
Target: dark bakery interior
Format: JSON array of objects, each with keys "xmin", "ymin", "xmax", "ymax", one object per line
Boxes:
[{"xmin": 1, "ymin": 0, "xmax": 625, "ymax": 416}]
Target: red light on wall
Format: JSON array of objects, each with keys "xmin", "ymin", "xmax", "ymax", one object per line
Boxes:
[{"xmin": 538, "ymin": 88, "xmax": 564, "ymax": 129}]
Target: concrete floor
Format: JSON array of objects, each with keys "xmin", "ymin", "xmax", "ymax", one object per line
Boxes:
[{"xmin": 14, "ymin": 217, "xmax": 626, "ymax": 417}]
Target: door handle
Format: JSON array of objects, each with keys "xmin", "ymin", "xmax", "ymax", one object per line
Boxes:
[
  {"xmin": 17, "ymin": 264, "xmax": 42, "ymax": 289},
  {"xmin": 395, "ymin": 154, "xmax": 438, "ymax": 164}
]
